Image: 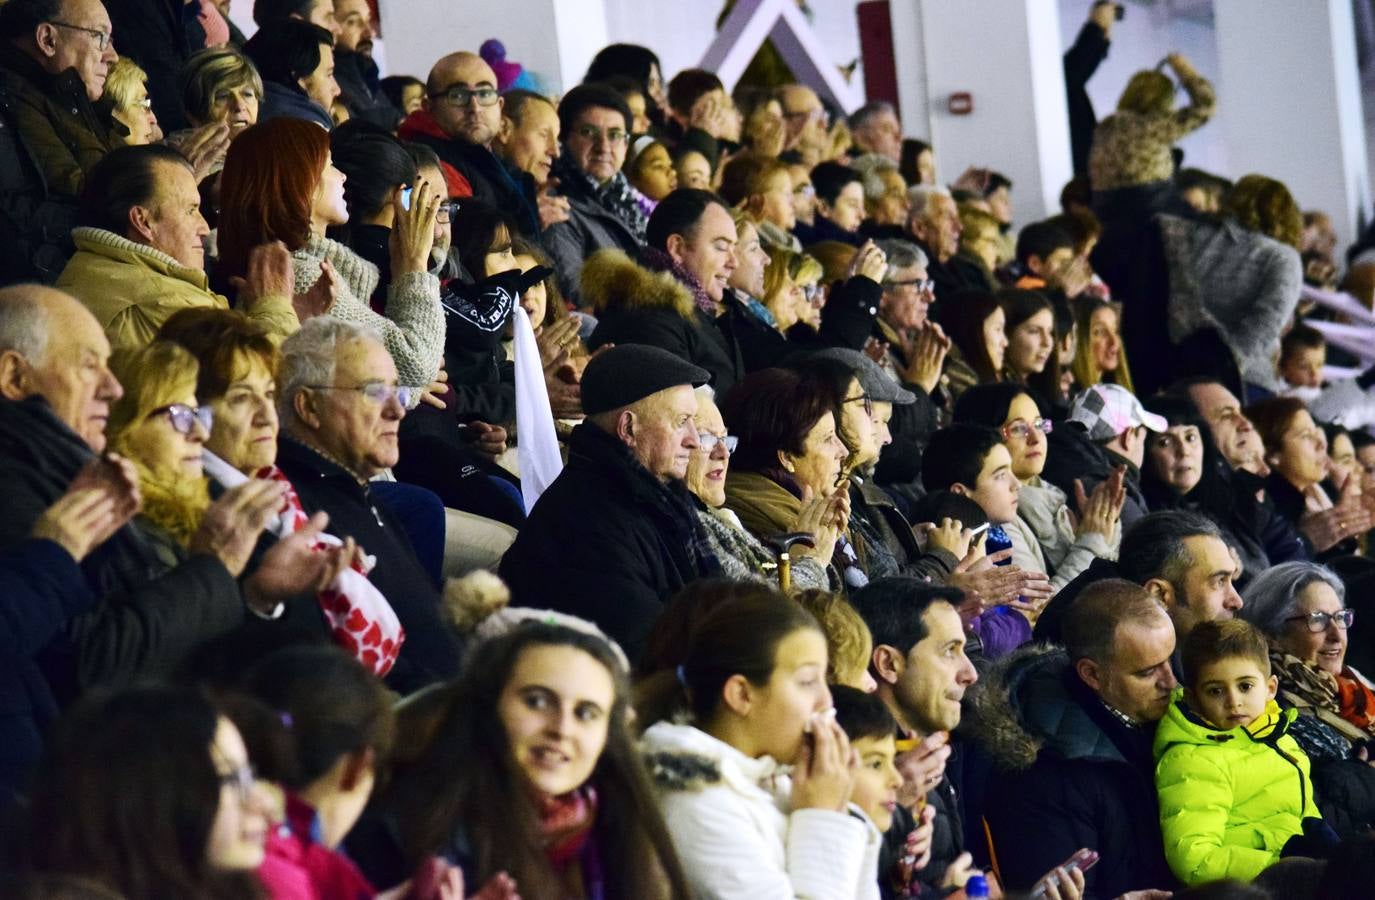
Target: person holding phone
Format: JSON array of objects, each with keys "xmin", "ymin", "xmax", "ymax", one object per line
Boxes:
[{"xmin": 967, "ymin": 579, "xmax": 1180, "ymax": 899}]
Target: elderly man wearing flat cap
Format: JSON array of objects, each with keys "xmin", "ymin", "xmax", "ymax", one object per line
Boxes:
[{"xmin": 499, "ymin": 344, "xmax": 721, "ymax": 662}]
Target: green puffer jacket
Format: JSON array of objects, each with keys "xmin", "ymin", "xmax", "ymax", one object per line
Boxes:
[{"xmin": 1154, "ymin": 691, "xmax": 1321, "ymax": 885}]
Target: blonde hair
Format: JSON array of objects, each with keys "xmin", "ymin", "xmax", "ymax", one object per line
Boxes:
[
  {"xmin": 103, "ymin": 58, "xmax": 149, "ymax": 117},
  {"xmin": 1117, "ymin": 70, "xmax": 1175, "ymax": 116},
  {"xmin": 762, "ymin": 246, "xmax": 821, "ymax": 326},
  {"xmin": 793, "ymin": 589, "xmax": 874, "ymax": 689},
  {"xmin": 107, "ymin": 343, "xmax": 210, "ymax": 546},
  {"xmin": 958, "ymin": 204, "xmax": 1000, "ymax": 255},
  {"xmin": 1071, "ymin": 297, "xmax": 1135, "ymax": 394},
  {"xmin": 107, "ymin": 342, "xmax": 201, "ymax": 444}
]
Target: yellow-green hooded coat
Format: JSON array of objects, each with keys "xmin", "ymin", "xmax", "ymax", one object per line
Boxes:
[{"xmin": 1153, "ymin": 691, "xmax": 1321, "ymax": 885}]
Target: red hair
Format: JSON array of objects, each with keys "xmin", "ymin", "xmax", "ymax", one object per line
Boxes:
[{"xmin": 217, "ymin": 119, "xmax": 330, "ymax": 281}]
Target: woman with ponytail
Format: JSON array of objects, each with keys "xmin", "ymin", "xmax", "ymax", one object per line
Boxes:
[{"xmin": 637, "ymin": 588, "xmax": 881, "ymax": 899}]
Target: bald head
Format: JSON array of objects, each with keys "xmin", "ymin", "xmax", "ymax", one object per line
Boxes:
[
  {"xmin": 0, "ymin": 285, "xmax": 121, "ymax": 451},
  {"xmin": 425, "ymin": 51, "xmax": 503, "ymax": 146}
]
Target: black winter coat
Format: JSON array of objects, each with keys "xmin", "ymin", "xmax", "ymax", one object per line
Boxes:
[
  {"xmin": 499, "ymin": 423, "xmax": 716, "ymax": 663},
  {"xmin": 274, "ymin": 438, "xmax": 460, "ymax": 694},
  {"xmin": 966, "ymin": 646, "xmax": 1176, "ymax": 899},
  {"xmin": 334, "ymin": 49, "xmax": 402, "ymax": 130},
  {"xmin": 718, "ymin": 289, "xmax": 789, "ymax": 373},
  {"xmin": 0, "ymin": 398, "xmax": 243, "ymax": 703},
  {"xmin": 0, "ymin": 538, "xmax": 92, "ymax": 804}
]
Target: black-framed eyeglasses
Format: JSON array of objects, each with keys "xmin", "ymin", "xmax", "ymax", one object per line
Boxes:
[
  {"xmin": 153, "ymin": 403, "xmax": 213, "ymax": 435},
  {"xmin": 1285, "ymin": 609, "xmax": 1355, "ymax": 633},
  {"xmin": 217, "ymin": 762, "xmax": 258, "ymax": 802},
  {"xmin": 48, "ymin": 20, "xmax": 111, "ymax": 51},
  {"xmin": 436, "ymin": 200, "xmax": 461, "ymax": 224},
  {"xmin": 1002, "ymin": 418, "xmax": 1053, "ymax": 441},
  {"xmin": 429, "ymin": 85, "xmax": 500, "ymax": 107},
  {"xmin": 844, "ymin": 394, "xmax": 874, "ymax": 417},
  {"xmin": 307, "ymin": 383, "xmax": 413, "ymax": 407},
  {"xmin": 698, "ymin": 432, "xmax": 739, "ymax": 455}
]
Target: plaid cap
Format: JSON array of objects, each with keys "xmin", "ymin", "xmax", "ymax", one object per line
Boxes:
[{"xmin": 1067, "ymin": 383, "xmax": 1167, "ymax": 441}]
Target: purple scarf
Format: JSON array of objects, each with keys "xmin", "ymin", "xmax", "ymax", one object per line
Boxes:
[{"xmin": 639, "ymin": 246, "xmax": 717, "ymax": 316}]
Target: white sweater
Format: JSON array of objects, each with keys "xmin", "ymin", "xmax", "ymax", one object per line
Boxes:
[{"xmin": 640, "ymin": 721, "xmax": 880, "ymax": 900}]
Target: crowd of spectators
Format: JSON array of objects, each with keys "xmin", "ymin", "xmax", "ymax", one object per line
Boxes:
[{"xmin": 5, "ymin": 0, "xmax": 1375, "ymax": 897}]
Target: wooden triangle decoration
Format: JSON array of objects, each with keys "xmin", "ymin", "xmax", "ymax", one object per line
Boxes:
[{"xmin": 700, "ymin": 0, "xmax": 865, "ymax": 113}]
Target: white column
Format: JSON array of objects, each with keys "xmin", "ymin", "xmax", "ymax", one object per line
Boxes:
[
  {"xmin": 894, "ymin": 0, "xmax": 1073, "ymax": 224},
  {"xmin": 1213, "ymin": 0, "xmax": 1370, "ymax": 254},
  {"xmin": 377, "ymin": 0, "xmax": 608, "ymax": 92}
]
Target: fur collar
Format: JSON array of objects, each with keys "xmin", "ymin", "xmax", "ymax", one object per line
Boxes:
[{"xmin": 579, "ymin": 249, "xmax": 695, "ymax": 320}]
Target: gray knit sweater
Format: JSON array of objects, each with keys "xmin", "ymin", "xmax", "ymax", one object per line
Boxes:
[{"xmin": 292, "ymin": 235, "xmax": 445, "ymax": 388}]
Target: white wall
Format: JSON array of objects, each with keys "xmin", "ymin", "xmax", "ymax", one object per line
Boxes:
[
  {"xmin": 919, "ymin": 0, "xmax": 1072, "ymax": 223},
  {"xmin": 1214, "ymin": 0, "xmax": 1370, "ymax": 254},
  {"xmin": 602, "ymin": 0, "xmax": 866, "ymax": 96},
  {"xmin": 1056, "ymin": 0, "xmax": 1227, "ymax": 175}
]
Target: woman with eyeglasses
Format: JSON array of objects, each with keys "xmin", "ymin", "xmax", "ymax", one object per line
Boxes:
[
  {"xmin": 104, "ymin": 341, "xmax": 218, "ymax": 559},
  {"xmin": 720, "ymin": 368, "xmax": 864, "ymax": 590},
  {"xmin": 760, "ymin": 245, "xmax": 823, "ymax": 337},
  {"xmin": 17, "ymin": 685, "xmax": 272, "ymax": 898},
  {"xmin": 1241, "ymin": 562, "xmax": 1375, "ymax": 837},
  {"xmin": 1140, "ymin": 395, "xmax": 1310, "ymax": 583},
  {"xmin": 798, "ymin": 352, "xmax": 975, "ymax": 585},
  {"xmin": 100, "ymin": 57, "xmax": 162, "ymax": 146},
  {"xmin": 217, "ymin": 117, "xmax": 445, "ymax": 394},
  {"xmin": 329, "ymin": 124, "xmax": 456, "ymax": 315},
  {"xmin": 543, "ymin": 84, "xmax": 649, "ymax": 306},
  {"xmin": 685, "ymin": 386, "xmax": 834, "ymax": 590},
  {"xmin": 954, "ymin": 383, "xmax": 1122, "ymax": 593}
]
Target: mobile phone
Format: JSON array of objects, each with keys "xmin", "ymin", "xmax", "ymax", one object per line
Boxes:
[
  {"xmin": 1031, "ymin": 850, "xmax": 1100, "ymax": 898},
  {"xmin": 400, "ymin": 186, "xmax": 413, "ymax": 210}
]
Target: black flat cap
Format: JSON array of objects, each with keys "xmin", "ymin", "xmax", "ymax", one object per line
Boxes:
[{"xmin": 581, "ymin": 344, "xmax": 711, "ymax": 415}]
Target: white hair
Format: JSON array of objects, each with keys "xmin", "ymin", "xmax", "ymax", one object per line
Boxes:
[
  {"xmin": 849, "ymin": 153, "xmax": 900, "ymax": 203},
  {"xmin": 907, "ymin": 183, "xmax": 952, "ymax": 219},
  {"xmin": 277, "ymin": 317, "xmax": 382, "ymax": 423},
  {"xmin": 0, "ymin": 285, "xmax": 55, "ymax": 364}
]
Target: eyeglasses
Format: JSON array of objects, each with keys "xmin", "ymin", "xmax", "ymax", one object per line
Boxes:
[
  {"xmin": 48, "ymin": 20, "xmax": 111, "ymax": 51},
  {"xmin": 436, "ymin": 200, "xmax": 461, "ymax": 224},
  {"xmin": 154, "ymin": 403, "xmax": 214, "ymax": 435},
  {"xmin": 885, "ymin": 278, "xmax": 935, "ymax": 296},
  {"xmin": 308, "ymin": 383, "xmax": 413, "ymax": 407},
  {"xmin": 430, "ymin": 85, "xmax": 500, "ymax": 107},
  {"xmin": 1002, "ymin": 418, "xmax": 1053, "ymax": 441},
  {"xmin": 844, "ymin": 394, "xmax": 874, "ymax": 417},
  {"xmin": 793, "ymin": 183, "xmax": 816, "ymax": 198},
  {"xmin": 573, "ymin": 124, "xmax": 628, "ymax": 145},
  {"xmin": 1285, "ymin": 609, "xmax": 1355, "ymax": 633},
  {"xmin": 698, "ymin": 432, "xmax": 738, "ymax": 455},
  {"xmin": 129, "ymin": 97, "xmax": 152, "ymax": 111},
  {"xmin": 217, "ymin": 762, "xmax": 259, "ymax": 802}
]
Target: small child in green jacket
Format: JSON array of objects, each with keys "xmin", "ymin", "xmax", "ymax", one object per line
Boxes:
[{"xmin": 1154, "ymin": 619, "xmax": 1334, "ymax": 885}]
